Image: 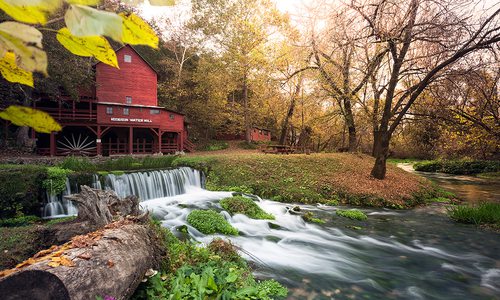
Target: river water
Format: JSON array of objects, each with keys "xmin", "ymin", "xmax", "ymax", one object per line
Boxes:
[{"xmin": 132, "ymin": 167, "xmax": 500, "ymax": 300}]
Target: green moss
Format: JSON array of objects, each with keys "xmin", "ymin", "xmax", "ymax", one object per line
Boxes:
[
  {"xmin": 336, "ymin": 209, "xmax": 368, "ymax": 221},
  {"xmin": 448, "ymin": 203, "xmax": 500, "ymax": 226},
  {"xmin": 302, "ymin": 211, "xmax": 326, "ymax": 224},
  {"xmin": 220, "ymin": 196, "xmax": 274, "ymax": 220},
  {"xmin": 187, "ymin": 210, "xmax": 238, "ymax": 235},
  {"xmin": 44, "ymin": 216, "xmax": 76, "ymax": 226}
]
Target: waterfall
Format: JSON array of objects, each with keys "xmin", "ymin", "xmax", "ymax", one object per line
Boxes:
[
  {"xmin": 42, "ymin": 167, "xmax": 203, "ymax": 219},
  {"xmin": 42, "ymin": 178, "xmax": 77, "ymax": 219},
  {"xmin": 102, "ymin": 167, "xmax": 203, "ymax": 201}
]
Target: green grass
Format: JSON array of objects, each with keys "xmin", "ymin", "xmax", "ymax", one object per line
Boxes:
[
  {"xmin": 187, "ymin": 210, "xmax": 239, "ymax": 235},
  {"xmin": 220, "ymin": 196, "xmax": 274, "ymax": 220},
  {"xmin": 336, "ymin": 209, "xmax": 368, "ymax": 221},
  {"xmin": 0, "ymin": 215, "xmax": 40, "ymax": 227},
  {"xmin": 0, "ymin": 226, "xmax": 40, "ymax": 269},
  {"xmin": 448, "ymin": 203, "xmax": 500, "ymax": 226},
  {"xmin": 387, "ymin": 158, "xmax": 422, "ymax": 164},
  {"xmin": 414, "ymin": 160, "xmax": 500, "ymax": 175},
  {"xmin": 197, "ymin": 140, "xmax": 229, "ymax": 151},
  {"xmin": 174, "ymin": 153, "xmax": 434, "ymax": 208},
  {"xmin": 58, "ymin": 155, "xmax": 178, "ymax": 172}
]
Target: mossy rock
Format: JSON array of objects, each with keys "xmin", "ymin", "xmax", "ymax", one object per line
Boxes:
[
  {"xmin": 187, "ymin": 210, "xmax": 238, "ymax": 235},
  {"xmin": 220, "ymin": 196, "xmax": 274, "ymax": 220},
  {"xmin": 336, "ymin": 209, "xmax": 367, "ymax": 221}
]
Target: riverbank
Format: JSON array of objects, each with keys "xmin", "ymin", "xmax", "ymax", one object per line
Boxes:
[{"xmin": 173, "ymin": 153, "xmax": 445, "ymax": 208}]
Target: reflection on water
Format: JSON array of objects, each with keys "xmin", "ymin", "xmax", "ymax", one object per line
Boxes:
[
  {"xmin": 142, "ymin": 189, "xmax": 500, "ymax": 300},
  {"xmin": 398, "ymin": 163, "xmax": 500, "ymax": 203}
]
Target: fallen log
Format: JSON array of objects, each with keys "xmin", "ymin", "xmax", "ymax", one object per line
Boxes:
[
  {"xmin": 0, "ymin": 222, "xmax": 162, "ymax": 300},
  {"xmin": 0, "ymin": 186, "xmax": 163, "ymax": 300}
]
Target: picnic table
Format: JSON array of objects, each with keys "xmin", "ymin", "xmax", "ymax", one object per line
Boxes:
[{"xmin": 261, "ymin": 144, "xmax": 295, "ymax": 154}]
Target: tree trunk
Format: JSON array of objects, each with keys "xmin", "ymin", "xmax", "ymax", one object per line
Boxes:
[
  {"xmin": 0, "ymin": 224, "xmax": 161, "ymax": 300},
  {"xmin": 0, "ymin": 186, "xmax": 159, "ymax": 300},
  {"xmin": 279, "ymin": 78, "xmax": 303, "ymax": 145},
  {"xmin": 371, "ymin": 130, "xmax": 390, "ymax": 179},
  {"xmin": 243, "ymin": 72, "xmax": 251, "ymax": 143}
]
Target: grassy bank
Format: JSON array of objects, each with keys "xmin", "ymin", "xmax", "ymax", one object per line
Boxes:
[
  {"xmin": 414, "ymin": 159, "xmax": 500, "ymax": 175},
  {"xmin": 174, "ymin": 153, "xmax": 444, "ymax": 208},
  {"xmin": 448, "ymin": 203, "xmax": 500, "ymax": 230},
  {"xmin": 133, "ymin": 219, "xmax": 287, "ymax": 299}
]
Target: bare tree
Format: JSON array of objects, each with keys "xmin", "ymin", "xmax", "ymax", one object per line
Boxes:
[{"xmin": 351, "ymin": 0, "xmax": 500, "ymax": 179}]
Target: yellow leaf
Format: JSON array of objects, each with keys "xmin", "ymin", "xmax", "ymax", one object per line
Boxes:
[
  {"xmin": 121, "ymin": 13, "xmax": 158, "ymax": 49},
  {"xmin": 0, "ymin": 52, "xmax": 33, "ymax": 86},
  {"xmin": 51, "ymin": 257, "xmax": 62, "ymax": 262},
  {"xmin": 65, "ymin": 4, "xmax": 123, "ymax": 41},
  {"xmin": 149, "ymin": 0, "xmax": 175, "ymax": 5},
  {"xmin": 0, "ymin": 22, "xmax": 47, "ymax": 74},
  {"xmin": 48, "ymin": 261, "xmax": 60, "ymax": 268},
  {"xmin": 0, "ymin": 0, "xmax": 62, "ymax": 24},
  {"xmin": 65, "ymin": 0, "xmax": 101, "ymax": 4},
  {"xmin": 0, "ymin": 106, "xmax": 62, "ymax": 133},
  {"xmin": 56, "ymin": 27, "xmax": 118, "ymax": 68},
  {"xmin": 60, "ymin": 256, "xmax": 75, "ymax": 267}
]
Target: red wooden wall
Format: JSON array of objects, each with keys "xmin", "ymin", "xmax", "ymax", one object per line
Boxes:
[
  {"xmin": 95, "ymin": 46, "xmax": 157, "ymax": 106},
  {"xmin": 250, "ymin": 128, "xmax": 271, "ymax": 142},
  {"xmin": 96, "ymin": 104, "xmax": 184, "ymax": 131}
]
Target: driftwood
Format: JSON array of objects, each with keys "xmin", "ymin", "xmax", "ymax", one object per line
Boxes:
[
  {"xmin": 65, "ymin": 185, "xmax": 147, "ymax": 228},
  {"xmin": 0, "ymin": 186, "xmax": 160, "ymax": 300}
]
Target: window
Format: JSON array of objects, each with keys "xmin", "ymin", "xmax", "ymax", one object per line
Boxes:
[
  {"xmin": 150, "ymin": 109, "xmax": 160, "ymax": 115},
  {"xmin": 123, "ymin": 108, "xmax": 129, "ymax": 115},
  {"xmin": 124, "ymin": 54, "xmax": 132, "ymax": 63},
  {"xmin": 106, "ymin": 107, "xmax": 113, "ymax": 115},
  {"xmin": 125, "ymin": 96, "xmax": 132, "ymax": 104},
  {"xmin": 169, "ymin": 114, "xmax": 175, "ymax": 120}
]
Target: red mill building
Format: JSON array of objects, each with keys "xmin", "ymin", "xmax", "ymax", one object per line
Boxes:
[{"xmin": 34, "ymin": 45, "xmax": 192, "ymax": 156}]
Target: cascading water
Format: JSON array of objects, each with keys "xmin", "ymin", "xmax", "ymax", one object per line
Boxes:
[
  {"xmin": 42, "ymin": 167, "xmax": 204, "ymax": 218},
  {"xmin": 102, "ymin": 167, "xmax": 203, "ymax": 200},
  {"xmin": 42, "ymin": 178, "xmax": 77, "ymax": 219}
]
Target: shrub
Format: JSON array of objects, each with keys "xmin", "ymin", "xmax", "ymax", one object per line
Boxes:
[
  {"xmin": 336, "ymin": 209, "xmax": 367, "ymax": 221},
  {"xmin": 187, "ymin": 210, "xmax": 238, "ymax": 235},
  {"xmin": 448, "ymin": 203, "xmax": 500, "ymax": 225},
  {"xmin": 0, "ymin": 215, "xmax": 40, "ymax": 227},
  {"xmin": 0, "ymin": 165, "xmax": 47, "ymax": 218},
  {"xmin": 42, "ymin": 167, "xmax": 72, "ymax": 195},
  {"xmin": 414, "ymin": 160, "xmax": 500, "ymax": 175},
  {"xmin": 59, "ymin": 156, "xmax": 96, "ymax": 172},
  {"xmin": 220, "ymin": 196, "xmax": 274, "ymax": 220}
]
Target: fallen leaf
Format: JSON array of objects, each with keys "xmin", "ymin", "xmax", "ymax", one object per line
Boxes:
[
  {"xmin": 48, "ymin": 261, "xmax": 60, "ymax": 268},
  {"xmin": 0, "ymin": 269, "xmax": 16, "ymax": 278},
  {"xmin": 77, "ymin": 252, "xmax": 92, "ymax": 260},
  {"xmin": 107, "ymin": 260, "xmax": 114, "ymax": 268},
  {"xmin": 60, "ymin": 256, "xmax": 75, "ymax": 267},
  {"xmin": 51, "ymin": 257, "xmax": 62, "ymax": 262}
]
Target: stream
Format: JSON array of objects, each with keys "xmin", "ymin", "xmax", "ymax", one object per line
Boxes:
[
  {"xmin": 135, "ymin": 168, "xmax": 500, "ymax": 300},
  {"xmin": 44, "ymin": 166, "xmax": 500, "ymax": 299}
]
